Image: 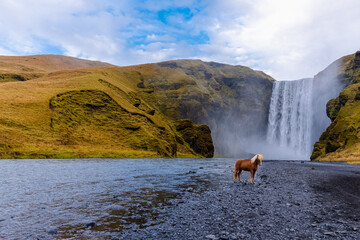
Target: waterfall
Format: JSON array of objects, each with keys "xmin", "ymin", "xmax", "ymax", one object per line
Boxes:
[{"xmin": 266, "ymin": 79, "xmax": 313, "ymax": 160}]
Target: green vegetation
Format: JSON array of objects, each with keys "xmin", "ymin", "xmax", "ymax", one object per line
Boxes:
[
  {"xmin": 0, "ymin": 55, "xmax": 215, "ymax": 159},
  {"xmin": 175, "ymin": 119, "xmax": 214, "ymax": 158},
  {"xmin": 0, "ymin": 55, "xmax": 275, "ymax": 159},
  {"xmin": 311, "ymin": 51, "xmax": 360, "ymax": 162},
  {"xmin": 49, "ymin": 90, "xmax": 179, "ymax": 157},
  {"xmin": 0, "ymin": 73, "xmax": 26, "ymax": 82}
]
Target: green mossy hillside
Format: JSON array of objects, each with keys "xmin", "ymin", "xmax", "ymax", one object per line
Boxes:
[
  {"xmin": 175, "ymin": 119, "xmax": 214, "ymax": 158},
  {"xmin": 311, "ymin": 51, "xmax": 360, "ymax": 161},
  {"xmin": 0, "ymin": 56, "xmax": 214, "ymax": 159},
  {"xmin": 49, "ymin": 90, "xmax": 179, "ymax": 157}
]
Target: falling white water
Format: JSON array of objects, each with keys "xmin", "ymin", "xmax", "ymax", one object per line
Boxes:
[{"xmin": 266, "ymin": 79, "xmax": 313, "ymax": 160}]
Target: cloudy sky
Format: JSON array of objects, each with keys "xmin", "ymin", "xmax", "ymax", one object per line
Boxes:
[{"xmin": 0, "ymin": 0, "xmax": 359, "ymax": 79}]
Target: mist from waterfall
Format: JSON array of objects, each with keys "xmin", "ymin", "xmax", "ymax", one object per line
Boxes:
[
  {"xmin": 311, "ymin": 62, "xmax": 343, "ymax": 148},
  {"xmin": 264, "ymin": 60, "xmax": 343, "ymax": 160},
  {"xmin": 265, "ymin": 79, "xmax": 313, "ymax": 160},
  {"xmin": 207, "ymin": 58, "xmax": 343, "ymax": 160}
]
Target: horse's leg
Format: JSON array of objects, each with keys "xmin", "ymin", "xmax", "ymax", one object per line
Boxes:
[
  {"xmin": 238, "ymin": 170, "xmax": 242, "ymax": 182},
  {"xmin": 250, "ymin": 170, "xmax": 255, "ymax": 183},
  {"xmin": 234, "ymin": 170, "xmax": 238, "ymax": 181}
]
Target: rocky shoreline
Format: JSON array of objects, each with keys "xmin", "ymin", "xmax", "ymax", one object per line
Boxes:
[{"xmin": 120, "ymin": 161, "xmax": 360, "ymax": 240}]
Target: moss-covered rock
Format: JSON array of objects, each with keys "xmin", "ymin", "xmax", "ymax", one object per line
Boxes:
[
  {"xmin": 311, "ymin": 51, "xmax": 360, "ymax": 161},
  {"xmin": 175, "ymin": 119, "xmax": 214, "ymax": 158},
  {"xmin": 326, "ymin": 98, "xmax": 341, "ymax": 121}
]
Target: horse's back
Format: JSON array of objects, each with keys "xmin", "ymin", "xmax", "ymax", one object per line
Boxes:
[{"xmin": 235, "ymin": 159, "xmax": 252, "ymax": 171}]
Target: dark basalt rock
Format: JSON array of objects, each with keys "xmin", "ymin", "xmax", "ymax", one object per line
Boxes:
[
  {"xmin": 354, "ymin": 51, "xmax": 360, "ymax": 66},
  {"xmin": 175, "ymin": 119, "xmax": 214, "ymax": 158}
]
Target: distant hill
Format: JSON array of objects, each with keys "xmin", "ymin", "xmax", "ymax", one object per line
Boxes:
[
  {"xmin": 0, "ymin": 55, "xmax": 114, "ymax": 82},
  {"xmin": 0, "ymin": 54, "xmax": 275, "ymax": 158},
  {"xmin": 0, "ymin": 54, "xmax": 114, "ymax": 72}
]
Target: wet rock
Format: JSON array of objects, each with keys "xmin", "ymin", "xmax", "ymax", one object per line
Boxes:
[
  {"xmin": 219, "ymin": 236, "xmax": 229, "ymax": 240},
  {"xmin": 259, "ymin": 211, "xmax": 266, "ymax": 216},
  {"xmin": 229, "ymin": 234, "xmax": 238, "ymax": 240},
  {"xmin": 85, "ymin": 222, "xmax": 96, "ymax": 228},
  {"xmin": 237, "ymin": 233, "xmax": 247, "ymax": 238},
  {"xmin": 47, "ymin": 229, "xmax": 58, "ymax": 235},
  {"xmin": 205, "ymin": 234, "xmax": 217, "ymax": 239},
  {"xmin": 324, "ymin": 231, "xmax": 337, "ymax": 237}
]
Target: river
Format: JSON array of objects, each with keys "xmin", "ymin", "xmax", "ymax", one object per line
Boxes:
[
  {"xmin": 0, "ymin": 158, "xmax": 230, "ymax": 239},
  {"xmin": 0, "ymin": 158, "xmax": 359, "ymax": 239}
]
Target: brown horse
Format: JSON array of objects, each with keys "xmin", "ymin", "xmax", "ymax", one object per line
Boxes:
[{"xmin": 234, "ymin": 154, "xmax": 263, "ymax": 184}]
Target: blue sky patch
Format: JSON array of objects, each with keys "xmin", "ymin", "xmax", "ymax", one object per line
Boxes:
[{"xmin": 157, "ymin": 7, "xmax": 194, "ymax": 25}]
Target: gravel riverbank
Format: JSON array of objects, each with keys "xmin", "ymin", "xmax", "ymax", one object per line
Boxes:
[{"xmin": 121, "ymin": 160, "xmax": 360, "ymax": 240}]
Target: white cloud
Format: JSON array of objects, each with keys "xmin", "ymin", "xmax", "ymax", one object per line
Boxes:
[
  {"xmin": 0, "ymin": 0, "xmax": 359, "ymax": 79},
  {"xmin": 0, "ymin": 47, "xmax": 14, "ymax": 56},
  {"xmin": 197, "ymin": 0, "xmax": 360, "ymax": 79},
  {"xmin": 0, "ymin": 0, "xmax": 129, "ymax": 60},
  {"xmin": 145, "ymin": 34, "xmax": 175, "ymax": 42}
]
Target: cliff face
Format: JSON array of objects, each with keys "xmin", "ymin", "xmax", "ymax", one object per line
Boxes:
[
  {"xmin": 135, "ymin": 60, "xmax": 275, "ymax": 156},
  {"xmin": 311, "ymin": 51, "xmax": 360, "ymax": 161}
]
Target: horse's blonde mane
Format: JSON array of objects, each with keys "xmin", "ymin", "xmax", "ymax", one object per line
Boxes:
[
  {"xmin": 251, "ymin": 154, "xmax": 263, "ymax": 164},
  {"xmin": 250, "ymin": 154, "xmax": 258, "ymax": 163}
]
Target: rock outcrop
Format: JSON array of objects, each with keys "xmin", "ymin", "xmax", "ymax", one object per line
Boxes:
[
  {"xmin": 311, "ymin": 51, "xmax": 360, "ymax": 161},
  {"xmin": 175, "ymin": 119, "xmax": 214, "ymax": 158}
]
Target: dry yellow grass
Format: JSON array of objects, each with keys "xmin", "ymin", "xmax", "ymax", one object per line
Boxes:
[
  {"xmin": 0, "ymin": 55, "xmax": 203, "ymax": 158},
  {"xmin": 316, "ymin": 143, "xmax": 360, "ymax": 164},
  {"xmin": 0, "ymin": 54, "xmax": 113, "ymax": 73}
]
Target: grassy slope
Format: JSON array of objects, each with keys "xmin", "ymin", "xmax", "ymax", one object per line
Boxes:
[
  {"xmin": 0, "ymin": 55, "xmax": 274, "ymax": 159},
  {"xmin": 0, "ymin": 56, "xmax": 210, "ymax": 158},
  {"xmin": 0, "ymin": 54, "xmax": 114, "ymax": 82},
  {"xmin": 0, "ymin": 54, "xmax": 114, "ymax": 72},
  {"xmin": 311, "ymin": 51, "xmax": 360, "ymax": 162}
]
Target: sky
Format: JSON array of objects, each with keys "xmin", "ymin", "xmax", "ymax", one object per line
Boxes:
[{"xmin": 0, "ymin": 0, "xmax": 359, "ymax": 80}]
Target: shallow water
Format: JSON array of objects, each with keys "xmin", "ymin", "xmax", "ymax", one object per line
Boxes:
[{"xmin": 0, "ymin": 158, "xmax": 233, "ymax": 239}]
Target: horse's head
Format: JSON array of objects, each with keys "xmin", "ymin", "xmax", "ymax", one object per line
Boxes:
[
  {"xmin": 251, "ymin": 154, "xmax": 263, "ymax": 165},
  {"xmin": 257, "ymin": 154, "xmax": 263, "ymax": 166}
]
